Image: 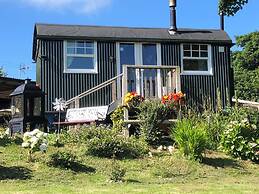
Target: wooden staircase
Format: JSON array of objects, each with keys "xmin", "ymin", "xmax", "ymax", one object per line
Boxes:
[{"xmin": 65, "ymin": 65, "xmax": 181, "ymax": 124}]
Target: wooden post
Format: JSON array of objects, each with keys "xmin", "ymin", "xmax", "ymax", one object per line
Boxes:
[
  {"xmin": 175, "ymin": 67, "xmax": 181, "ymax": 92},
  {"xmin": 75, "ymin": 97, "xmax": 80, "ymax": 109},
  {"xmin": 157, "ymin": 69, "xmax": 162, "ymax": 98},
  {"xmin": 167, "ymin": 70, "xmax": 172, "ymax": 93},
  {"xmin": 111, "ymin": 80, "xmax": 117, "ymax": 102},
  {"xmin": 136, "ymin": 68, "xmax": 141, "ymax": 95},
  {"xmin": 122, "ymin": 65, "xmax": 129, "ymax": 121}
]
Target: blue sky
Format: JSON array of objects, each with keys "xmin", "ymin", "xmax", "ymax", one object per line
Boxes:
[{"xmin": 0, "ymin": 0, "xmax": 258, "ymax": 80}]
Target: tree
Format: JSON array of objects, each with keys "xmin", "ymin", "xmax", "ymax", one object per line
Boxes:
[
  {"xmin": 232, "ymin": 31, "xmax": 259, "ymax": 101},
  {"xmin": 219, "ymin": 0, "xmax": 248, "ymax": 16},
  {"xmin": 0, "ymin": 66, "xmax": 7, "ymax": 77}
]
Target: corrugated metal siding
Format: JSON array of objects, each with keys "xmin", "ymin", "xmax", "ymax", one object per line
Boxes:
[
  {"xmin": 38, "ymin": 40, "xmax": 116, "ymax": 111},
  {"xmin": 161, "ymin": 43, "xmax": 231, "ymax": 109}
]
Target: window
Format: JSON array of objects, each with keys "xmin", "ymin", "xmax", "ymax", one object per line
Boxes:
[
  {"xmin": 181, "ymin": 44, "xmax": 212, "ymax": 75},
  {"xmin": 64, "ymin": 40, "xmax": 97, "ymax": 73}
]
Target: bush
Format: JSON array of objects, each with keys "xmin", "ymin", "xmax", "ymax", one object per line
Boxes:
[
  {"xmin": 109, "ymin": 160, "xmax": 126, "ymax": 182},
  {"xmin": 138, "ymin": 100, "xmax": 176, "ymax": 145},
  {"xmin": 47, "ymin": 151, "xmax": 78, "ymax": 169},
  {"xmin": 172, "ymin": 119, "xmax": 208, "ymax": 161},
  {"xmin": 220, "ymin": 119, "xmax": 259, "ymax": 161},
  {"xmin": 84, "ymin": 125, "xmax": 149, "ymax": 159}
]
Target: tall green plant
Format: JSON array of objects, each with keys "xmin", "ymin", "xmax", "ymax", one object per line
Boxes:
[
  {"xmin": 138, "ymin": 100, "xmax": 174, "ymax": 145},
  {"xmin": 172, "ymin": 119, "xmax": 208, "ymax": 161}
]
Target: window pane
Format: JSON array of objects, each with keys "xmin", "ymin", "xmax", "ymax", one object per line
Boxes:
[
  {"xmin": 33, "ymin": 97, "xmax": 41, "ymax": 116},
  {"xmin": 76, "ymin": 41, "xmax": 85, "ymax": 47},
  {"xmin": 67, "ymin": 56, "xmax": 94, "ymax": 69},
  {"xmin": 76, "ymin": 48, "xmax": 85, "ymax": 54},
  {"xmin": 67, "ymin": 41, "xmax": 75, "ymax": 48},
  {"xmin": 86, "ymin": 48, "xmax": 94, "ymax": 55},
  {"xmin": 183, "ymin": 59, "xmax": 208, "ymax": 71},
  {"xmin": 85, "ymin": 42, "xmax": 94, "ymax": 48},
  {"xmin": 192, "ymin": 51, "xmax": 199, "ymax": 57},
  {"xmin": 192, "ymin": 44, "xmax": 199, "ymax": 51},
  {"xmin": 200, "ymin": 45, "xmax": 208, "ymax": 51},
  {"xmin": 201, "ymin": 51, "xmax": 208, "ymax": 57},
  {"xmin": 183, "ymin": 44, "xmax": 190, "ymax": 50},
  {"xmin": 142, "ymin": 44, "xmax": 157, "ymax": 65},
  {"xmin": 120, "ymin": 43, "xmax": 135, "ymax": 91},
  {"xmin": 120, "ymin": 44, "xmax": 135, "ymax": 66},
  {"xmin": 67, "ymin": 48, "xmax": 75, "ymax": 54},
  {"xmin": 184, "ymin": 51, "xmax": 191, "ymax": 57}
]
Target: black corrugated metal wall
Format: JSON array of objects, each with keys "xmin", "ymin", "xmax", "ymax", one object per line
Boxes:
[
  {"xmin": 37, "ymin": 40, "xmax": 116, "ymax": 111},
  {"xmin": 37, "ymin": 40, "xmax": 231, "ymax": 111},
  {"xmin": 161, "ymin": 43, "xmax": 231, "ymax": 109}
]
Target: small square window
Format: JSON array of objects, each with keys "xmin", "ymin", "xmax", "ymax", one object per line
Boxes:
[
  {"xmin": 181, "ymin": 44, "xmax": 212, "ymax": 75},
  {"xmin": 64, "ymin": 40, "xmax": 97, "ymax": 74}
]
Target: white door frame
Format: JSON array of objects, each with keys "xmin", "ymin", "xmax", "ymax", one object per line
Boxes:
[{"xmin": 116, "ymin": 42, "xmax": 162, "ymax": 98}]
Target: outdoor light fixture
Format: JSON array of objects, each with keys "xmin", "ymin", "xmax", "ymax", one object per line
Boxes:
[{"xmin": 169, "ymin": 0, "xmax": 176, "ymax": 7}]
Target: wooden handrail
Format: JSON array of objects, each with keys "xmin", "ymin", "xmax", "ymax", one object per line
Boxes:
[
  {"xmin": 67, "ymin": 73, "xmax": 123, "ymax": 105},
  {"xmin": 125, "ymin": 65, "xmax": 179, "ymax": 69}
]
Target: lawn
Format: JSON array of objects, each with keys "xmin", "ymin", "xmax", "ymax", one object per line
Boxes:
[{"xmin": 1, "ymin": 143, "xmax": 259, "ymax": 194}]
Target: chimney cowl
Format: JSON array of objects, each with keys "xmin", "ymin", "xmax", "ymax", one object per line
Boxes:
[{"xmin": 169, "ymin": 0, "xmax": 176, "ymax": 7}]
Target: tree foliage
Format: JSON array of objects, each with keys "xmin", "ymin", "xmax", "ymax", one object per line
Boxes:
[
  {"xmin": 232, "ymin": 31, "xmax": 259, "ymax": 101},
  {"xmin": 0, "ymin": 66, "xmax": 7, "ymax": 77},
  {"xmin": 219, "ymin": 0, "xmax": 248, "ymax": 16}
]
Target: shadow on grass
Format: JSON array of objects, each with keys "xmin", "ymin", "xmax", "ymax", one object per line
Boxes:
[
  {"xmin": 202, "ymin": 157, "xmax": 242, "ymax": 169},
  {"xmin": 126, "ymin": 179, "xmax": 141, "ymax": 183},
  {"xmin": 70, "ymin": 163, "xmax": 96, "ymax": 173},
  {"xmin": 0, "ymin": 166, "xmax": 32, "ymax": 180},
  {"xmin": 51, "ymin": 162, "xmax": 96, "ymax": 174}
]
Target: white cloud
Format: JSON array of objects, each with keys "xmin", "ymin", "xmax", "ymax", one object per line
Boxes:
[{"xmin": 20, "ymin": 0, "xmax": 112, "ymax": 14}]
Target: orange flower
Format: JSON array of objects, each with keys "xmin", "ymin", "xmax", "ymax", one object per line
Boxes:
[{"xmin": 162, "ymin": 95, "xmax": 169, "ymax": 104}]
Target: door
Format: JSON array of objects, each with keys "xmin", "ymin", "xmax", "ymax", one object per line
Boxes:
[{"xmin": 119, "ymin": 43, "xmax": 136, "ymax": 92}]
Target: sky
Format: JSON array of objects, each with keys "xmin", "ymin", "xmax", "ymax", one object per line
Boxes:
[{"xmin": 0, "ymin": 0, "xmax": 258, "ymax": 80}]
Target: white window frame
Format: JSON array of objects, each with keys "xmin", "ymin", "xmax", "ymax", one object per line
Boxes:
[
  {"xmin": 63, "ymin": 40, "xmax": 98, "ymax": 74},
  {"xmin": 181, "ymin": 44, "xmax": 213, "ymax": 76}
]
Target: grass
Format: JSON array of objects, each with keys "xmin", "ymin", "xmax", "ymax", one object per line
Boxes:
[{"xmin": 1, "ymin": 143, "xmax": 259, "ymax": 194}]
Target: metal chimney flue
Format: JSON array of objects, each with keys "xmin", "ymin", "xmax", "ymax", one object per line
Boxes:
[
  {"xmin": 169, "ymin": 0, "xmax": 177, "ymax": 34},
  {"xmin": 220, "ymin": 13, "xmax": 225, "ymax": 30}
]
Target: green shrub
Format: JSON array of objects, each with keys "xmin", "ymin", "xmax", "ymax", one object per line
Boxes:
[
  {"xmin": 110, "ymin": 106, "xmax": 126, "ymax": 132},
  {"xmin": 138, "ymin": 100, "xmax": 175, "ymax": 145},
  {"xmin": 109, "ymin": 160, "xmax": 126, "ymax": 182},
  {"xmin": 220, "ymin": 119, "xmax": 259, "ymax": 161},
  {"xmin": 172, "ymin": 119, "xmax": 208, "ymax": 161},
  {"xmin": 85, "ymin": 126, "xmax": 149, "ymax": 159},
  {"xmin": 47, "ymin": 151, "xmax": 78, "ymax": 169}
]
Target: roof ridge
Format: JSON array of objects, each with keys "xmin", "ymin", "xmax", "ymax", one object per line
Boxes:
[{"xmin": 35, "ymin": 23, "xmax": 223, "ymax": 32}]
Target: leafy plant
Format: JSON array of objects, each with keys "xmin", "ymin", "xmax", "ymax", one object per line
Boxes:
[
  {"xmin": 232, "ymin": 31, "xmax": 259, "ymax": 101},
  {"xmin": 220, "ymin": 119, "xmax": 259, "ymax": 161},
  {"xmin": 47, "ymin": 151, "xmax": 78, "ymax": 169},
  {"xmin": 22, "ymin": 129, "xmax": 48, "ymax": 162},
  {"xmin": 84, "ymin": 125, "xmax": 148, "ymax": 159},
  {"xmin": 110, "ymin": 106, "xmax": 126, "ymax": 132},
  {"xmin": 108, "ymin": 160, "xmax": 126, "ymax": 182},
  {"xmin": 138, "ymin": 100, "xmax": 175, "ymax": 145},
  {"xmin": 172, "ymin": 119, "xmax": 208, "ymax": 161}
]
